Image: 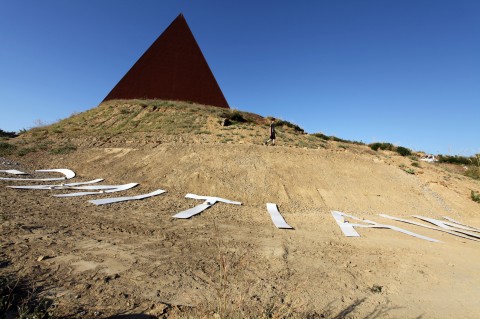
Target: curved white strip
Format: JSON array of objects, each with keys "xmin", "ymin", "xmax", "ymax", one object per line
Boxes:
[
  {"xmin": 0, "ymin": 169, "xmax": 76, "ymax": 181},
  {"xmin": 266, "ymin": 203, "xmax": 293, "ymax": 229},
  {"xmin": 0, "ymin": 170, "xmax": 27, "ymax": 175},
  {"xmin": 380, "ymin": 214, "xmax": 479, "ymax": 242},
  {"xmin": 413, "ymin": 215, "xmax": 480, "ymax": 239},
  {"xmin": 36, "ymin": 169, "xmax": 75, "ymax": 179},
  {"xmin": 53, "ymin": 183, "xmax": 138, "ymax": 197},
  {"xmin": 88, "ymin": 189, "xmax": 166, "ymax": 206},
  {"xmin": 7, "ymin": 179, "xmax": 104, "ymax": 190}
]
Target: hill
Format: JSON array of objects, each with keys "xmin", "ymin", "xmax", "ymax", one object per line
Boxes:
[{"xmin": 1, "ymin": 100, "xmax": 480, "ymax": 318}]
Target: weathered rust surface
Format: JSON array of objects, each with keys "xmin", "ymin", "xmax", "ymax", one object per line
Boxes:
[{"xmin": 103, "ymin": 14, "xmax": 229, "ymax": 108}]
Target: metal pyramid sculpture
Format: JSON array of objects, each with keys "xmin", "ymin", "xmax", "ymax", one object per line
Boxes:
[{"xmin": 103, "ymin": 14, "xmax": 229, "ymax": 108}]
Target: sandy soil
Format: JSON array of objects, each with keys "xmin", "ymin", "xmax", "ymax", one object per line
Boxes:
[{"xmin": 1, "ymin": 142, "xmax": 480, "ymax": 318}]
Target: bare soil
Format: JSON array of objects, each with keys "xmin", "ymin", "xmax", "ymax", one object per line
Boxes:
[{"xmin": 1, "ymin": 111, "xmax": 480, "ymax": 318}]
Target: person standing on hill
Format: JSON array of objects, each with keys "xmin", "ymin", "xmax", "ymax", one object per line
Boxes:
[{"xmin": 264, "ymin": 119, "xmax": 276, "ymax": 146}]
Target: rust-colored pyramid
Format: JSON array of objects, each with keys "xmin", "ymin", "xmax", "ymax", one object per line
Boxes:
[{"xmin": 103, "ymin": 14, "xmax": 229, "ymax": 108}]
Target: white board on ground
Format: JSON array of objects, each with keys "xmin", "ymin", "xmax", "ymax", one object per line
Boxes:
[
  {"xmin": 0, "ymin": 169, "xmax": 75, "ymax": 181},
  {"xmin": 266, "ymin": 203, "xmax": 293, "ymax": 229},
  {"xmin": 413, "ymin": 215, "xmax": 480, "ymax": 239},
  {"xmin": 379, "ymin": 214, "xmax": 480, "ymax": 242},
  {"xmin": 88, "ymin": 189, "xmax": 166, "ymax": 205},
  {"xmin": 185, "ymin": 193, "xmax": 242, "ymax": 205},
  {"xmin": 441, "ymin": 216, "xmax": 480, "ymax": 233},
  {"xmin": 7, "ymin": 179, "xmax": 104, "ymax": 190},
  {"xmin": 172, "ymin": 202, "xmax": 212, "ymax": 219},
  {"xmin": 172, "ymin": 194, "xmax": 241, "ymax": 219},
  {"xmin": 0, "ymin": 170, "xmax": 27, "ymax": 175},
  {"xmin": 332, "ymin": 211, "xmax": 440, "ymax": 242},
  {"xmin": 331, "ymin": 211, "xmax": 360, "ymax": 237},
  {"xmin": 53, "ymin": 183, "xmax": 138, "ymax": 197}
]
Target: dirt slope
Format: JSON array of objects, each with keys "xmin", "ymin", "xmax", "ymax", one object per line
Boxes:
[{"xmin": 1, "ymin": 101, "xmax": 480, "ymax": 318}]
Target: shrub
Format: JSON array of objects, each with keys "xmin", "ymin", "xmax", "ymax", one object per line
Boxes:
[
  {"xmin": 471, "ymin": 190, "xmax": 480, "ymax": 203},
  {"xmin": 220, "ymin": 111, "xmax": 248, "ymax": 124},
  {"xmin": 437, "ymin": 155, "xmax": 471, "ymax": 165},
  {"xmin": 369, "ymin": 142, "xmax": 394, "ymax": 151},
  {"xmin": 312, "ymin": 133, "xmax": 329, "ymax": 140},
  {"xmin": 465, "ymin": 167, "xmax": 480, "ymax": 180},
  {"xmin": 0, "ymin": 129, "xmax": 18, "ymax": 138},
  {"xmin": 275, "ymin": 119, "xmax": 304, "ymax": 133},
  {"xmin": 396, "ymin": 146, "xmax": 412, "ymax": 156}
]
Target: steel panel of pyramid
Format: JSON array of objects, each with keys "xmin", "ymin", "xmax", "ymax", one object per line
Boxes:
[{"xmin": 103, "ymin": 14, "xmax": 229, "ymax": 109}]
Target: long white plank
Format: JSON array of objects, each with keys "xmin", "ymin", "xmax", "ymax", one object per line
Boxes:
[
  {"xmin": 441, "ymin": 216, "xmax": 480, "ymax": 233},
  {"xmin": 0, "ymin": 170, "xmax": 27, "ymax": 175},
  {"xmin": 185, "ymin": 193, "xmax": 242, "ymax": 205},
  {"xmin": 7, "ymin": 179, "xmax": 104, "ymax": 190},
  {"xmin": 413, "ymin": 215, "xmax": 480, "ymax": 239},
  {"xmin": 266, "ymin": 203, "xmax": 293, "ymax": 229},
  {"xmin": 88, "ymin": 189, "xmax": 166, "ymax": 206},
  {"xmin": 0, "ymin": 169, "xmax": 75, "ymax": 181},
  {"xmin": 53, "ymin": 183, "xmax": 138, "ymax": 197},
  {"xmin": 380, "ymin": 214, "xmax": 480, "ymax": 242},
  {"xmin": 172, "ymin": 202, "xmax": 212, "ymax": 219},
  {"xmin": 332, "ymin": 211, "xmax": 439, "ymax": 242}
]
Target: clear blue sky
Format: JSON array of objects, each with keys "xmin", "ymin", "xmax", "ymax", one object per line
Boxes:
[{"xmin": 1, "ymin": 0, "xmax": 479, "ymax": 155}]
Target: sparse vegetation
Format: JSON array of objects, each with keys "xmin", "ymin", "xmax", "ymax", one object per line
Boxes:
[
  {"xmin": 399, "ymin": 164, "xmax": 415, "ymax": 174},
  {"xmin": 272, "ymin": 118, "xmax": 304, "ymax": 133},
  {"xmin": 471, "ymin": 191, "xmax": 480, "ymax": 203},
  {"xmin": 0, "ymin": 274, "xmax": 55, "ymax": 319},
  {"xmin": 0, "ymin": 142, "xmax": 17, "ymax": 156},
  {"xmin": 49, "ymin": 143, "xmax": 77, "ymax": 155},
  {"xmin": 0, "ymin": 129, "xmax": 18, "ymax": 138}
]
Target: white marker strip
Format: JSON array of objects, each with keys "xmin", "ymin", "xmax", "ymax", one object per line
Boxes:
[
  {"xmin": 266, "ymin": 203, "xmax": 293, "ymax": 229},
  {"xmin": 441, "ymin": 216, "xmax": 480, "ymax": 233},
  {"xmin": 380, "ymin": 214, "xmax": 480, "ymax": 242},
  {"xmin": 0, "ymin": 170, "xmax": 27, "ymax": 175},
  {"xmin": 53, "ymin": 183, "xmax": 138, "ymax": 197},
  {"xmin": 7, "ymin": 179, "xmax": 104, "ymax": 190},
  {"xmin": 185, "ymin": 193, "xmax": 242, "ymax": 205},
  {"xmin": 331, "ymin": 211, "xmax": 360, "ymax": 237},
  {"xmin": 413, "ymin": 215, "xmax": 480, "ymax": 239},
  {"xmin": 173, "ymin": 202, "xmax": 212, "ymax": 219},
  {"xmin": 332, "ymin": 211, "xmax": 439, "ymax": 242},
  {"xmin": 88, "ymin": 189, "xmax": 166, "ymax": 206},
  {"xmin": 0, "ymin": 169, "xmax": 75, "ymax": 181}
]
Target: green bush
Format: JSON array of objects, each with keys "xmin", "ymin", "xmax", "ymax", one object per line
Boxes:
[
  {"xmin": 312, "ymin": 133, "xmax": 329, "ymax": 140},
  {"xmin": 471, "ymin": 190, "xmax": 480, "ymax": 203},
  {"xmin": 220, "ymin": 111, "xmax": 248, "ymax": 124},
  {"xmin": 275, "ymin": 119, "xmax": 304, "ymax": 133},
  {"xmin": 369, "ymin": 142, "xmax": 394, "ymax": 151},
  {"xmin": 396, "ymin": 146, "xmax": 412, "ymax": 156},
  {"xmin": 437, "ymin": 155, "xmax": 471, "ymax": 165},
  {"xmin": 0, "ymin": 129, "xmax": 17, "ymax": 138}
]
